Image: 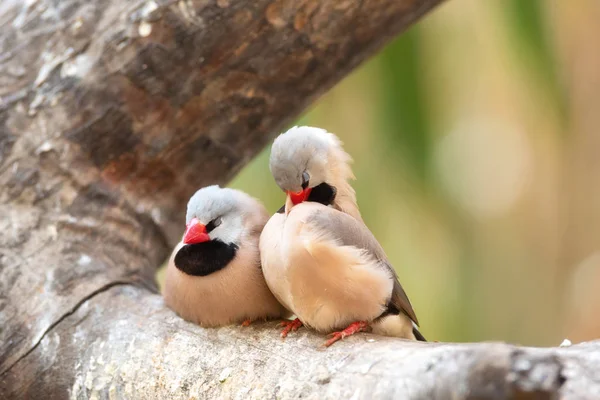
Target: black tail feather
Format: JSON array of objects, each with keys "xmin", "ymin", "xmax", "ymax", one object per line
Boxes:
[{"xmin": 413, "ymin": 327, "xmax": 427, "ymax": 342}]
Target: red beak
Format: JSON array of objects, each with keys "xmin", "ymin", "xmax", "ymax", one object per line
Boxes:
[
  {"xmin": 183, "ymin": 217, "xmax": 210, "ymax": 244},
  {"xmin": 288, "ymin": 188, "xmax": 312, "ymax": 205}
]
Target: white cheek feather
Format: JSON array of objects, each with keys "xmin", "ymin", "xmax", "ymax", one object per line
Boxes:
[{"xmin": 210, "ymin": 214, "xmax": 244, "ymax": 245}]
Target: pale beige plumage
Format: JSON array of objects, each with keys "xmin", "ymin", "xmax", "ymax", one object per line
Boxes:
[
  {"xmin": 261, "ymin": 126, "xmax": 423, "ymax": 342},
  {"xmin": 163, "ymin": 186, "xmax": 288, "ymax": 327},
  {"xmin": 261, "ymin": 202, "xmax": 418, "ymax": 338}
]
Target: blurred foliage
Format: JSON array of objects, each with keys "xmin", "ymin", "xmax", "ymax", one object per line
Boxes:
[
  {"xmin": 162, "ymin": 0, "xmax": 600, "ymax": 346},
  {"xmin": 504, "ymin": 0, "xmax": 568, "ymax": 128},
  {"xmin": 377, "ymin": 29, "xmax": 432, "ymax": 181}
]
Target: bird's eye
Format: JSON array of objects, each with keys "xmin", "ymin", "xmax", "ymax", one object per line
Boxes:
[
  {"xmin": 206, "ymin": 217, "xmax": 222, "ymax": 233},
  {"xmin": 301, "ymin": 171, "xmax": 310, "ymax": 190}
]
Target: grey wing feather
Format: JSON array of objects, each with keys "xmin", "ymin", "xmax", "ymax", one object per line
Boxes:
[{"xmin": 306, "ymin": 207, "xmax": 420, "ymax": 326}]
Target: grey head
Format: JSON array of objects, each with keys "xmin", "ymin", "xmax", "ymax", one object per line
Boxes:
[
  {"xmin": 185, "ymin": 185, "xmax": 259, "ymax": 245},
  {"xmin": 269, "ymin": 126, "xmax": 342, "ymax": 193}
]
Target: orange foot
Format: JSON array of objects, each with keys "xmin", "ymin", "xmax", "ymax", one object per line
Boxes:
[
  {"xmin": 324, "ymin": 321, "xmax": 370, "ymax": 347},
  {"xmin": 280, "ymin": 318, "xmax": 303, "ymax": 338},
  {"xmin": 241, "ymin": 319, "xmax": 252, "ymax": 327}
]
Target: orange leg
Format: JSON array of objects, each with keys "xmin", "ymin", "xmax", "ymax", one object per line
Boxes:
[
  {"xmin": 279, "ymin": 318, "xmax": 303, "ymax": 338},
  {"xmin": 241, "ymin": 319, "xmax": 252, "ymax": 327},
  {"xmin": 324, "ymin": 321, "xmax": 370, "ymax": 347}
]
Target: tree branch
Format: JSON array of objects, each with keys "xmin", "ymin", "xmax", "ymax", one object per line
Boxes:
[{"xmin": 3, "ymin": 285, "xmax": 600, "ymax": 399}]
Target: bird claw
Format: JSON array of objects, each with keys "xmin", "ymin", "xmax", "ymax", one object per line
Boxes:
[
  {"xmin": 323, "ymin": 321, "xmax": 370, "ymax": 347},
  {"xmin": 280, "ymin": 318, "xmax": 303, "ymax": 338},
  {"xmin": 241, "ymin": 319, "xmax": 252, "ymax": 327}
]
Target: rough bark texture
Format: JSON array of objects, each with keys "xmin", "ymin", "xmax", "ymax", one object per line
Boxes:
[
  {"xmin": 2, "ymin": 0, "xmax": 600, "ymax": 398},
  {"xmin": 3, "ymin": 285, "xmax": 600, "ymax": 400}
]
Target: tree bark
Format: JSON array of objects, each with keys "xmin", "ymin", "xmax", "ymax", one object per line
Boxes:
[
  {"xmin": 4, "ymin": 284, "xmax": 600, "ymax": 399},
  {"xmin": 2, "ymin": 0, "xmax": 599, "ymax": 398}
]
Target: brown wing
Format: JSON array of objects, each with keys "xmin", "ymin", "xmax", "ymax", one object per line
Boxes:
[
  {"xmin": 388, "ymin": 270, "xmax": 419, "ymax": 326},
  {"xmin": 306, "ymin": 207, "xmax": 420, "ymax": 326}
]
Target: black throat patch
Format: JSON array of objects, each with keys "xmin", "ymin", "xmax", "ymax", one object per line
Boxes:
[
  {"xmin": 276, "ymin": 183, "xmax": 337, "ymax": 214},
  {"xmin": 307, "ymin": 183, "xmax": 337, "ymax": 206},
  {"xmin": 173, "ymin": 240, "xmax": 238, "ymax": 277}
]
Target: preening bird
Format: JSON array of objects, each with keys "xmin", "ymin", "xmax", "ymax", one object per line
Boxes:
[
  {"xmin": 163, "ymin": 185, "xmax": 288, "ymax": 327},
  {"xmin": 260, "ymin": 126, "xmax": 425, "ymax": 346},
  {"xmin": 268, "ymin": 126, "xmax": 363, "ymax": 222}
]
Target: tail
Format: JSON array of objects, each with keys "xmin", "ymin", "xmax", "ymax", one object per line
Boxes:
[{"xmin": 413, "ymin": 326, "xmax": 427, "ymax": 342}]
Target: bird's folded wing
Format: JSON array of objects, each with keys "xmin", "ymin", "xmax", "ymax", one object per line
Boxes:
[{"xmin": 305, "ymin": 207, "xmax": 420, "ymax": 326}]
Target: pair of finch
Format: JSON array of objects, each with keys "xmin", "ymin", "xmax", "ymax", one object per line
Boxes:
[{"xmin": 163, "ymin": 126, "xmax": 426, "ymax": 346}]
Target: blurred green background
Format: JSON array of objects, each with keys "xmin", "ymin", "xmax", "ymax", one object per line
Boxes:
[{"xmin": 161, "ymin": 0, "xmax": 600, "ymax": 346}]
